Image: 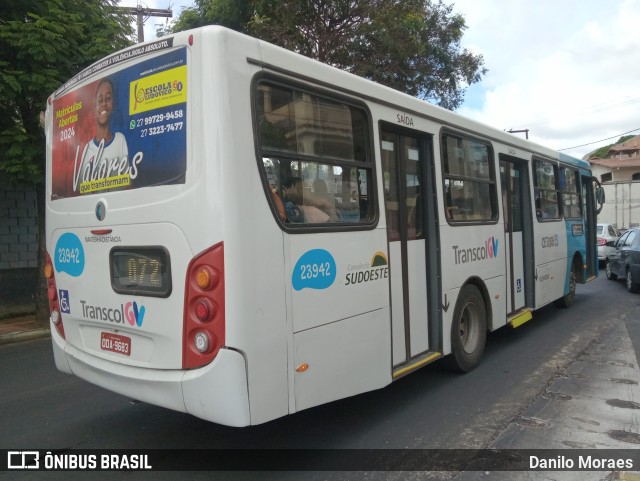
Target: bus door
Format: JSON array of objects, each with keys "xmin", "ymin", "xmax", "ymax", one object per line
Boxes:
[
  {"xmin": 380, "ymin": 126, "xmax": 439, "ymax": 368},
  {"xmin": 500, "ymin": 157, "xmax": 533, "ymax": 313}
]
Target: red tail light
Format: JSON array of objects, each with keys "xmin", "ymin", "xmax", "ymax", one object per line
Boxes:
[
  {"xmin": 597, "ymin": 237, "xmax": 606, "ymax": 246},
  {"xmin": 194, "ymin": 299, "xmax": 212, "ymax": 322},
  {"xmin": 45, "ymin": 251, "xmax": 65, "ymax": 339},
  {"xmin": 183, "ymin": 242, "xmax": 225, "ymax": 369}
]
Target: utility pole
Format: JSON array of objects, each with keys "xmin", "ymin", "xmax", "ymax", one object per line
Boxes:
[
  {"xmin": 115, "ymin": 3, "xmax": 172, "ymax": 43},
  {"xmin": 507, "ymin": 128, "xmax": 530, "ymax": 140}
]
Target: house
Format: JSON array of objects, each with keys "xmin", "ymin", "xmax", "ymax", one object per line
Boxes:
[
  {"xmin": 589, "ymin": 135, "xmax": 640, "ymax": 230},
  {"xmin": 589, "ymin": 135, "xmax": 640, "ymax": 183}
]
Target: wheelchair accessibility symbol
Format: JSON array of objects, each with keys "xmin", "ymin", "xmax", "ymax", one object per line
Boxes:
[{"xmin": 59, "ymin": 289, "xmax": 70, "ymax": 314}]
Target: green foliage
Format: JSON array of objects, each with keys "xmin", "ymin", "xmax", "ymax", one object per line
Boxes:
[
  {"xmin": 159, "ymin": 6, "xmax": 207, "ymax": 36},
  {"xmin": 0, "ymin": 0, "xmax": 133, "ymax": 185},
  {"xmin": 588, "ymin": 135, "xmax": 637, "ymax": 160},
  {"xmin": 167, "ymin": 0, "xmax": 485, "ymax": 110},
  {"xmin": 163, "ymin": 0, "xmax": 251, "ymax": 34}
]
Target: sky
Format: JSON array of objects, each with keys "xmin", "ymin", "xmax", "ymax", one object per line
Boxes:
[
  {"xmin": 118, "ymin": 0, "xmax": 192, "ymax": 42},
  {"xmin": 120, "ymin": 0, "xmax": 640, "ymax": 160},
  {"xmin": 453, "ymin": 0, "xmax": 640, "ymax": 159}
]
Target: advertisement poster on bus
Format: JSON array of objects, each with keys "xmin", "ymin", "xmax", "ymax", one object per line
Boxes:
[{"xmin": 51, "ymin": 47, "xmax": 187, "ymax": 199}]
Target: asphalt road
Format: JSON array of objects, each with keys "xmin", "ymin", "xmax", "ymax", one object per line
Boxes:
[{"xmin": 1, "ymin": 273, "xmax": 639, "ymax": 480}]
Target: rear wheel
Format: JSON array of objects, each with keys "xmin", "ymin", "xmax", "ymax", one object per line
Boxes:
[
  {"xmin": 606, "ymin": 260, "xmax": 617, "ymax": 280},
  {"xmin": 554, "ymin": 267, "xmax": 576, "ymax": 308},
  {"xmin": 446, "ymin": 284, "xmax": 487, "ymax": 372},
  {"xmin": 626, "ymin": 268, "xmax": 639, "ymax": 293}
]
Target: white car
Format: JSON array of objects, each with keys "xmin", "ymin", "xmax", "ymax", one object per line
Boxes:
[{"xmin": 597, "ymin": 223, "xmax": 622, "ymax": 262}]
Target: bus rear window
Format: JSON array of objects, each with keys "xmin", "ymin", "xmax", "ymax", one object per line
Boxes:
[{"xmin": 255, "ymin": 81, "xmax": 374, "ymax": 226}]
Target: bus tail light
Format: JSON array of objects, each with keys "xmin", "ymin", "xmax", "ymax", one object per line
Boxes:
[
  {"xmin": 194, "ymin": 299, "xmax": 212, "ymax": 322},
  {"xmin": 194, "ymin": 331, "xmax": 210, "ymax": 353},
  {"xmin": 195, "ymin": 267, "xmax": 212, "ymax": 289},
  {"xmin": 183, "ymin": 242, "xmax": 225, "ymax": 369},
  {"xmin": 45, "ymin": 251, "xmax": 65, "ymax": 339}
]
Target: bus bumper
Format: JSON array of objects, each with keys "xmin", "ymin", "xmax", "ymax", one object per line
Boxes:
[{"xmin": 50, "ymin": 321, "xmax": 251, "ymax": 427}]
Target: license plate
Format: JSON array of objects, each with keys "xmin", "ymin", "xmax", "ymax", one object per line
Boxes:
[{"xmin": 100, "ymin": 332, "xmax": 131, "ymax": 356}]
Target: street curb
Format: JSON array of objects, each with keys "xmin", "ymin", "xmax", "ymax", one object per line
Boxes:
[{"xmin": 0, "ymin": 329, "xmax": 51, "ymax": 345}]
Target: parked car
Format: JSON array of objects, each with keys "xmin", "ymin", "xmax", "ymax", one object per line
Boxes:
[
  {"xmin": 605, "ymin": 227, "xmax": 640, "ymax": 293},
  {"xmin": 597, "ymin": 223, "xmax": 622, "ymax": 263}
]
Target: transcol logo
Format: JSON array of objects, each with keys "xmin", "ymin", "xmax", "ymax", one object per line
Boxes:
[
  {"xmin": 452, "ymin": 237, "xmax": 499, "ymax": 265},
  {"xmin": 80, "ymin": 300, "xmax": 145, "ymax": 327}
]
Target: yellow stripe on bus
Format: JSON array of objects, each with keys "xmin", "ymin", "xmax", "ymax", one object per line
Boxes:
[{"xmin": 392, "ymin": 352, "xmax": 442, "ymax": 379}]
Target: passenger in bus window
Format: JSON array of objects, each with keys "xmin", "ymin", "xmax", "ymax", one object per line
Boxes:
[
  {"xmin": 303, "ymin": 205, "xmax": 330, "ymax": 222},
  {"xmin": 311, "ymin": 179, "xmax": 337, "ymax": 221},
  {"xmin": 270, "ymin": 184, "xmax": 287, "ymax": 222},
  {"xmin": 282, "ymin": 177, "xmax": 307, "ymax": 223},
  {"xmin": 281, "ymin": 177, "xmax": 330, "ymax": 223}
]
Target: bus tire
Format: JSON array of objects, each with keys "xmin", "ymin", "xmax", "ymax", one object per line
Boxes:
[
  {"xmin": 446, "ymin": 284, "xmax": 486, "ymax": 373},
  {"xmin": 554, "ymin": 266, "xmax": 576, "ymax": 308}
]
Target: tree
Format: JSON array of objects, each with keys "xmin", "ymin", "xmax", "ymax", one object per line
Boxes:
[
  {"xmin": 166, "ymin": 0, "xmax": 251, "ymax": 34},
  {"xmin": 167, "ymin": 0, "xmax": 486, "ymax": 110},
  {"xmin": 0, "ymin": 0, "xmax": 133, "ymax": 325}
]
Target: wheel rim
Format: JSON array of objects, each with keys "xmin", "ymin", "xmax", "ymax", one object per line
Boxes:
[
  {"xmin": 459, "ymin": 301, "xmax": 480, "ymax": 354},
  {"xmin": 628, "ymin": 270, "xmax": 633, "ymax": 290},
  {"xmin": 606, "ymin": 262, "xmax": 611, "ymax": 277}
]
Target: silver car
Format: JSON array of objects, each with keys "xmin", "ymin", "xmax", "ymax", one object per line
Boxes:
[{"xmin": 597, "ymin": 223, "xmax": 621, "ymax": 263}]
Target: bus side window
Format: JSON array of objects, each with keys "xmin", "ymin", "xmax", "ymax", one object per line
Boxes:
[
  {"xmin": 561, "ymin": 167, "xmax": 582, "ymax": 219},
  {"xmin": 256, "ymin": 81, "xmax": 374, "ymax": 227},
  {"xmin": 441, "ymin": 133, "xmax": 497, "ymax": 224},
  {"xmin": 534, "ymin": 159, "xmax": 561, "ymax": 221}
]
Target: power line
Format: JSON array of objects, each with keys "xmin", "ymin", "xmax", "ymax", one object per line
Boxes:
[
  {"xmin": 524, "ymin": 97, "xmax": 640, "ymax": 128},
  {"xmin": 557, "ymin": 127, "xmax": 640, "ymax": 151}
]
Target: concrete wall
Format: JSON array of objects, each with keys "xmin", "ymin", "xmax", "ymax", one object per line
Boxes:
[
  {"xmin": 600, "ymin": 181, "xmax": 640, "ymax": 231},
  {"xmin": 0, "ymin": 178, "xmax": 38, "ymax": 316},
  {"xmin": 592, "ymin": 164, "xmax": 640, "ymax": 183}
]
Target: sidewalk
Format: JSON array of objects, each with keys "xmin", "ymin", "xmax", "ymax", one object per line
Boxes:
[
  {"xmin": 0, "ymin": 314, "xmax": 50, "ymax": 345},
  {"xmin": 457, "ymin": 318, "xmax": 640, "ymax": 481}
]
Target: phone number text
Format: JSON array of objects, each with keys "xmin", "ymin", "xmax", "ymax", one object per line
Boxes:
[{"xmin": 140, "ymin": 122, "xmax": 184, "ymax": 137}]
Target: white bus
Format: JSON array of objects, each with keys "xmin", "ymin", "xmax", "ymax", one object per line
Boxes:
[{"xmin": 44, "ymin": 26, "xmax": 602, "ymax": 426}]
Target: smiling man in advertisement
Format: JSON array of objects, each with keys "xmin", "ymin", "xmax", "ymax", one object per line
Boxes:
[
  {"xmin": 51, "ymin": 48, "xmax": 187, "ymax": 200},
  {"xmin": 76, "ymin": 77, "xmax": 130, "ymax": 194}
]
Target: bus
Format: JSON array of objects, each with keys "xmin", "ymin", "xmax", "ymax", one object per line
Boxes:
[{"xmin": 44, "ymin": 26, "xmax": 602, "ymax": 426}]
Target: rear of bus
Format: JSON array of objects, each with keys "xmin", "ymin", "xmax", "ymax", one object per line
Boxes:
[{"xmin": 44, "ymin": 31, "xmax": 252, "ymax": 426}]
